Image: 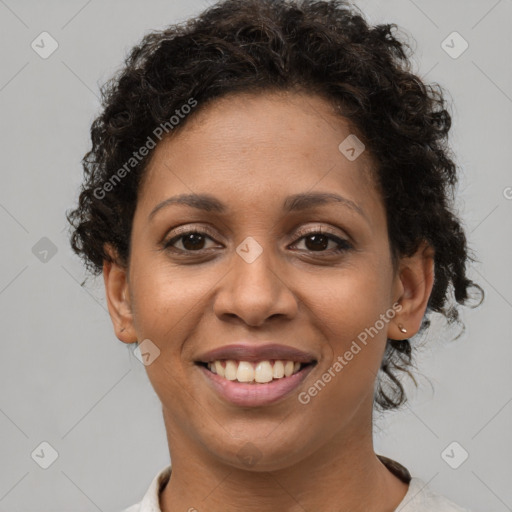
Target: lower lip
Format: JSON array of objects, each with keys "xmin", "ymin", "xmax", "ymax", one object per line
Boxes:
[{"xmin": 198, "ymin": 364, "xmax": 316, "ymax": 407}]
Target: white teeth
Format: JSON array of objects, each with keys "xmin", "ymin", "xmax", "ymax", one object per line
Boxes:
[
  {"xmin": 214, "ymin": 360, "xmax": 225, "ymax": 377},
  {"xmin": 254, "ymin": 361, "xmax": 273, "ymax": 383},
  {"xmin": 225, "ymin": 360, "xmax": 237, "ymax": 380},
  {"xmin": 236, "ymin": 361, "xmax": 254, "ymax": 382},
  {"xmin": 273, "ymin": 360, "xmax": 285, "ymax": 378},
  {"xmin": 284, "ymin": 361, "xmax": 294, "ymax": 377},
  {"xmin": 205, "ymin": 359, "xmax": 305, "ymax": 383}
]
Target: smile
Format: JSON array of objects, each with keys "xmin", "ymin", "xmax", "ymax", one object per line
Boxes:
[
  {"xmin": 202, "ymin": 359, "xmax": 310, "ymax": 384},
  {"xmin": 196, "ymin": 359, "xmax": 317, "ymax": 407},
  {"xmin": 194, "ymin": 342, "xmax": 318, "ymax": 406}
]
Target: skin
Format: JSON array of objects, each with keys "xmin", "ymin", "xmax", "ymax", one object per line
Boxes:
[{"xmin": 103, "ymin": 91, "xmax": 434, "ymax": 511}]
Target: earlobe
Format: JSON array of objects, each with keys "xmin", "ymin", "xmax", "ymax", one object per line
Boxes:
[
  {"xmin": 391, "ymin": 240, "xmax": 435, "ymax": 339},
  {"xmin": 102, "ymin": 245, "xmax": 138, "ymax": 344}
]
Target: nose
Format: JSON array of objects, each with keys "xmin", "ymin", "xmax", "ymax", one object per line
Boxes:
[{"xmin": 213, "ymin": 241, "xmax": 298, "ymax": 327}]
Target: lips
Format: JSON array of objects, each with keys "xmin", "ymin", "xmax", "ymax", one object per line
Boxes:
[
  {"xmin": 194, "ymin": 343, "xmax": 318, "ymax": 406},
  {"xmin": 195, "ymin": 343, "xmax": 317, "ymax": 364}
]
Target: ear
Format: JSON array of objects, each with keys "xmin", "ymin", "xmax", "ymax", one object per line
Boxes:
[
  {"xmin": 102, "ymin": 244, "xmax": 137, "ymax": 344},
  {"xmin": 389, "ymin": 240, "xmax": 435, "ymax": 339}
]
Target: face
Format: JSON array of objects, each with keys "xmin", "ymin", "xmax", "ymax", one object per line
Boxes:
[{"xmin": 104, "ymin": 91, "xmax": 434, "ymax": 472}]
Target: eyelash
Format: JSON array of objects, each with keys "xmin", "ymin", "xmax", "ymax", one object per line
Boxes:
[{"xmin": 162, "ymin": 226, "xmax": 352, "ymax": 256}]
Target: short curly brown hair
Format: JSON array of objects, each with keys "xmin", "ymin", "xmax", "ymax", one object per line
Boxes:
[{"xmin": 66, "ymin": 0, "xmax": 484, "ymax": 411}]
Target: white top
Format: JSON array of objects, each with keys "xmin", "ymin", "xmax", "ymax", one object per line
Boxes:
[{"xmin": 120, "ymin": 464, "xmax": 471, "ymax": 512}]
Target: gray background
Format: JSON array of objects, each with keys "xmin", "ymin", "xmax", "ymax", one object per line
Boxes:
[{"xmin": 0, "ymin": 0, "xmax": 511, "ymax": 510}]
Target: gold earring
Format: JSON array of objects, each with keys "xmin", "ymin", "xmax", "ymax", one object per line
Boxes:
[{"xmin": 398, "ymin": 323, "xmax": 407, "ymax": 333}]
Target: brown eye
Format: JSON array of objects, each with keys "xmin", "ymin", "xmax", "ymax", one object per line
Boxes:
[
  {"xmin": 180, "ymin": 233, "xmax": 207, "ymax": 251},
  {"xmin": 292, "ymin": 229, "xmax": 352, "ymax": 254},
  {"xmin": 163, "ymin": 231, "xmax": 218, "ymax": 252},
  {"xmin": 303, "ymin": 233, "xmax": 330, "ymax": 251}
]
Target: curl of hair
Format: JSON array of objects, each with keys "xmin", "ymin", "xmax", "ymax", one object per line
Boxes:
[{"xmin": 67, "ymin": 0, "xmax": 484, "ymax": 411}]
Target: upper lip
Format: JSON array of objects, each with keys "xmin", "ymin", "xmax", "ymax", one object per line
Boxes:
[{"xmin": 195, "ymin": 343, "xmax": 317, "ymax": 363}]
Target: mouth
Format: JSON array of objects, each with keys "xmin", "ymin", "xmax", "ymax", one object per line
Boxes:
[
  {"xmin": 194, "ymin": 342, "xmax": 318, "ymax": 406},
  {"xmin": 195, "ymin": 359, "xmax": 317, "ymax": 384}
]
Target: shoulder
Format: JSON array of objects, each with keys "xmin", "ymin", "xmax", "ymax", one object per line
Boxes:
[{"xmin": 395, "ymin": 477, "xmax": 472, "ymax": 512}]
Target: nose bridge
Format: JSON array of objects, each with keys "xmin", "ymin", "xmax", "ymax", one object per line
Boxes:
[
  {"xmin": 234, "ymin": 235, "xmax": 278, "ymax": 290},
  {"xmin": 213, "ymin": 234, "xmax": 297, "ymax": 326}
]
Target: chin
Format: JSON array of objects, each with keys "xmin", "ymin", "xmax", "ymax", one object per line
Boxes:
[{"xmin": 200, "ymin": 424, "xmax": 316, "ymax": 472}]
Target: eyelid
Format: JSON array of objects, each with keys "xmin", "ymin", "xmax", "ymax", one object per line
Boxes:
[
  {"xmin": 291, "ymin": 225, "xmax": 353, "ymax": 250},
  {"xmin": 163, "ymin": 224, "xmax": 220, "ymax": 242},
  {"xmin": 293, "ymin": 224, "xmax": 347, "ymax": 239},
  {"xmin": 291, "ymin": 223, "xmax": 353, "ymax": 246},
  {"xmin": 162, "ymin": 223, "xmax": 353, "ymax": 254},
  {"xmin": 164, "ymin": 223, "xmax": 348, "ymax": 242}
]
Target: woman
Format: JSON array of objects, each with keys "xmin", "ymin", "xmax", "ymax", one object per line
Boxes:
[{"xmin": 67, "ymin": 0, "xmax": 483, "ymax": 510}]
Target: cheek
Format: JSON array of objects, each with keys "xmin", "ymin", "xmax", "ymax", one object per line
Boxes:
[
  {"xmin": 127, "ymin": 259, "xmax": 229, "ymax": 392},
  {"xmin": 129, "ymin": 260, "xmax": 214, "ymax": 340},
  {"xmin": 128, "ymin": 269, "xmax": 202, "ymax": 414},
  {"xmin": 126, "ymin": 266, "xmax": 205, "ymax": 398},
  {"xmin": 302, "ymin": 263, "xmax": 392, "ymax": 337},
  {"xmin": 301, "ymin": 270, "xmax": 391, "ymax": 399}
]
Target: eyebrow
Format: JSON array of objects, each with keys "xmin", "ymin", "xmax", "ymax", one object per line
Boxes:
[{"xmin": 148, "ymin": 191, "xmax": 368, "ymax": 222}]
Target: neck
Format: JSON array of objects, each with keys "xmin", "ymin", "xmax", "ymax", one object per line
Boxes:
[{"xmin": 159, "ymin": 409, "xmax": 408, "ymax": 512}]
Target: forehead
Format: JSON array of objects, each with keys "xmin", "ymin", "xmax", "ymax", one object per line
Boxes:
[{"xmin": 138, "ymin": 91, "xmax": 383, "ymax": 224}]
